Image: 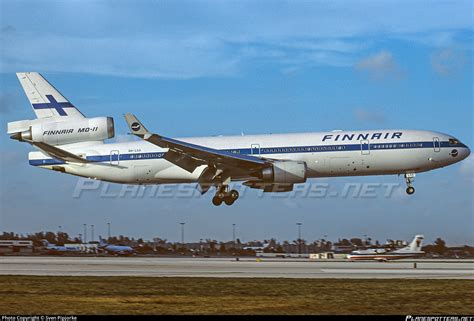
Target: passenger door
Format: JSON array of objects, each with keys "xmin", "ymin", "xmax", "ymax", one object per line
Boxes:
[
  {"xmin": 433, "ymin": 137, "xmax": 440, "ymax": 152},
  {"xmin": 251, "ymin": 144, "xmax": 260, "ymax": 157},
  {"xmin": 110, "ymin": 150, "xmax": 120, "ymax": 166},
  {"xmin": 360, "ymin": 140, "xmax": 370, "ymax": 155}
]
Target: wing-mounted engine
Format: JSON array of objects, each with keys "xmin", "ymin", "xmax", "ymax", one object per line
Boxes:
[
  {"xmin": 8, "ymin": 117, "xmax": 115, "ymax": 145},
  {"xmin": 260, "ymin": 160, "xmax": 307, "ymax": 184},
  {"xmin": 244, "ymin": 160, "xmax": 308, "ymax": 192}
]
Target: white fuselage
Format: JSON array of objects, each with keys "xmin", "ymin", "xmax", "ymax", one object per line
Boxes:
[
  {"xmin": 29, "ymin": 129, "xmax": 470, "ymax": 185},
  {"xmin": 346, "ymin": 251, "xmax": 424, "ymax": 261}
]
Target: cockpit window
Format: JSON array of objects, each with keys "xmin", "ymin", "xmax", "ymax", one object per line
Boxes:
[{"xmin": 449, "ymin": 138, "xmax": 459, "ymax": 145}]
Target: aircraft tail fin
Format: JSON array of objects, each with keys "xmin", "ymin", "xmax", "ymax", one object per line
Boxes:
[
  {"xmin": 124, "ymin": 113, "xmax": 150, "ymax": 137},
  {"xmin": 394, "ymin": 235, "xmax": 424, "ymax": 253},
  {"xmin": 99, "ymin": 236, "xmax": 107, "ymax": 247},
  {"xmin": 408, "ymin": 235, "xmax": 424, "ymax": 252},
  {"xmin": 16, "ymin": 72, "xmax": 85, "ymax": 120}
]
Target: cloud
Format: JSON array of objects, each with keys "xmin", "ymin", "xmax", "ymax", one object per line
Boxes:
[
  {"xmin": 431, "ymin": 47, "xmax": 468, "ymax": 77},
  {"xmin": 393, "ymin": 31, "xmax": 461, "ymax": 48},
  {"xmin": 1, "ymin": 34, "xmax": 241, "ymax": 79},
  {"xmin": 355, "ymin": 51, "xmax": 404, "ymax": 81},
  {"xmin": 253, "ymin": 38, "xmax": 367, "ymax": 53},
  {"xmin": 0, "ymin": 32, "xmax": 361, "ymax": 79},
  {"xmin": 1, "ymin": 1, "xmax": 471, "ymax": 79},
  {"xmin": 354, "ymin": 108, "xmax": 386, "ymax": 125}
]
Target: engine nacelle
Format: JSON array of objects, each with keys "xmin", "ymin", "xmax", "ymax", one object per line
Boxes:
[
  {"xmin": 12, "ymin": 117, "xmax": 114, "ymax": 145},
  {"xmin": 261, "ymin": 160, "xmax": 307, "ymax": 184}
]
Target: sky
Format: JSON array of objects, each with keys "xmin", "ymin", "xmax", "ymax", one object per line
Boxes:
[{"xmin": 0, "ymin": 0, "xmax": 472, "ymax": 245}]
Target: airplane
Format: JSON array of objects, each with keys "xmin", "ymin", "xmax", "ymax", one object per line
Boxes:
[
  {"xmin": 7, "ymin": 72, "xmax": 471, "ymax": 206},
  {"xmin": 98, "ymin": 236, "xmax": 135, "ymax": 256},
  {"xmin": 346, "ymin": 235, "xmax": 425, "ymax": 261},
  {"xmin": 41, "ymin": 240, "xmax": 82, "ymax": 254}
]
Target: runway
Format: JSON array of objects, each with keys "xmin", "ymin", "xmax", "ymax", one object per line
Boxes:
[{"xmin": 1, "ymin": 256, "xmax": 473, "ymax": 279}]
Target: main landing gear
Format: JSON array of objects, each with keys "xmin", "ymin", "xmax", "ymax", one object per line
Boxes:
[
  {"xmin": 404, "ymin": 173, "xmax": 415, "ymax": 195},
  {"xmin": 212, "ymin": 185, "xmax": 239, "ymax": 206}
]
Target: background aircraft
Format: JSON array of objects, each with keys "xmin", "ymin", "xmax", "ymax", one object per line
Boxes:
[
  {"xmin": 347, "ymin": 235, "xmax": 425, "ymax": 261},
  {"xmin": 41, "ymin": 240, "xmax": 82, "ymax": 255},
  {"xmin": 99, "ymin": 237, "xmax": 135, "ymax": 256}
]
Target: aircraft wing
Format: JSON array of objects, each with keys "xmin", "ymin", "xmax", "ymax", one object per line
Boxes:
[{"xmin": 124, "ymin": 113, "xmax": 268, "ymax": 174}]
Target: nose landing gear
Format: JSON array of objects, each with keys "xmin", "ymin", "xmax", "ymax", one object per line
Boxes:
[
  {"xmin": 212, "ymin": 185, "xmax": 239, "ymax": 206},
  {"xmin": 404, "ymin": 173, "xmax": 415, "ymax": 195}
]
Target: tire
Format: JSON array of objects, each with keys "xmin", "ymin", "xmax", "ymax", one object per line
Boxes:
[
  {"xmin": 212, "ymin": 196, "xmax": 223, "ymax": 206},
  {"xmin": 224, "ymin": 197, "xmax": 234, "ymax": 206},
  {"xmin": 406, "ymin": 187, "xmax": 415, "ymax": 195},
  {"xmin": 229, "ymin": 189, "xmax": 239, "ymax": 200}
]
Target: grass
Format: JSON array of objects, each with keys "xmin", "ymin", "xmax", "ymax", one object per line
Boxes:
[{"xmin": 0, "ymin": 276, "xmax": 472, "ymax": 314}]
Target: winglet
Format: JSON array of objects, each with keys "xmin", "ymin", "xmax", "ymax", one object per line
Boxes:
[{"xmin": 124, "ymin": 113, "xmax": 150, "ymax": 138}]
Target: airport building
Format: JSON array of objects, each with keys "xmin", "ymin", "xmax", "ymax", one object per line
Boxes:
[{"xmin": 0, "ymin": 240, "xmax": 34, "ymax": 254}]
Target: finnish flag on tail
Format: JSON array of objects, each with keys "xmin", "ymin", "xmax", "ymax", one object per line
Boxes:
[{"xmin": 16, "ymin": 72, "xmax": 85, "ymax": 119}]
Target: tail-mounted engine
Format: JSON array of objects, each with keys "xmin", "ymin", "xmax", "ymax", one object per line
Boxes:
[{"xmin": 8, "ymin": 117, "xmax": 115, "ymax": 145}]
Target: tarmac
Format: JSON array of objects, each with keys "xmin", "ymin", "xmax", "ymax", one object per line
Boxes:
[{"xmin": 1, "ymin": 256, "xmax": 473, "ymax": 279}]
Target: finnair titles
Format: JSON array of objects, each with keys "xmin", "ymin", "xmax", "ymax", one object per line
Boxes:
[
  {"xmin": 322, "ymin": 132, "xmax": 402, "ymax": 141},
  {"xmin": 8, "ymin": 72, "xmax": 471, "ymax": 206}
]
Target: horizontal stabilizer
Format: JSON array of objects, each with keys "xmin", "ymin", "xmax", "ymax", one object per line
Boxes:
[{"xmin": 28, "ymin": 141, "xmax": 90, "ymax": 164}]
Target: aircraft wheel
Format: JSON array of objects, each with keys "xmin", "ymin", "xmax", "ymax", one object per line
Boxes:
[
  {"xmin": 406, "ymin": 187, "xmax": 415, "ymax": 195},
  {"xmin": 223, "ymin": 190, "xmax": 239, "ymax": 206},
  {"xmin": 224, "ymin": 197, "xmax": 235, "ymax": 206},
  {"xmin": 212, "ymin": 196, "xmax": 223, "ymax": 206},
  {"xmin": 229, "ymin": 189, "xmax": 239, "ymax": 200}
]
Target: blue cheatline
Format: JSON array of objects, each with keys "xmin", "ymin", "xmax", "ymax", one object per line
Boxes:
[{"xmin": 29, "ymin": 140, "xmax": 465, "ymax": 166}]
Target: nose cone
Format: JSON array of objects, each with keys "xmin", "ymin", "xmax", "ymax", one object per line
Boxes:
[
  {"xmin": 458, "ymin": 144, "xmax": 471, "ymax": 161},
  {"xmin": 448, "ymin": 143, "xmax": 470, "ymax": 164}
]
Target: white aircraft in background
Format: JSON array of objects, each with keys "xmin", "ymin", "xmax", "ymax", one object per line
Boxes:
[
  {"xmin": 346, "ymin": 235, "xmax": 425, "ymax": 261},
  {"xmin": 41, "ymin": 240, "xmax": 82, "ymax": 254},
  {"xmin": 7, "ymin": 72, "xmax": 471, "ymax": 206}
]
